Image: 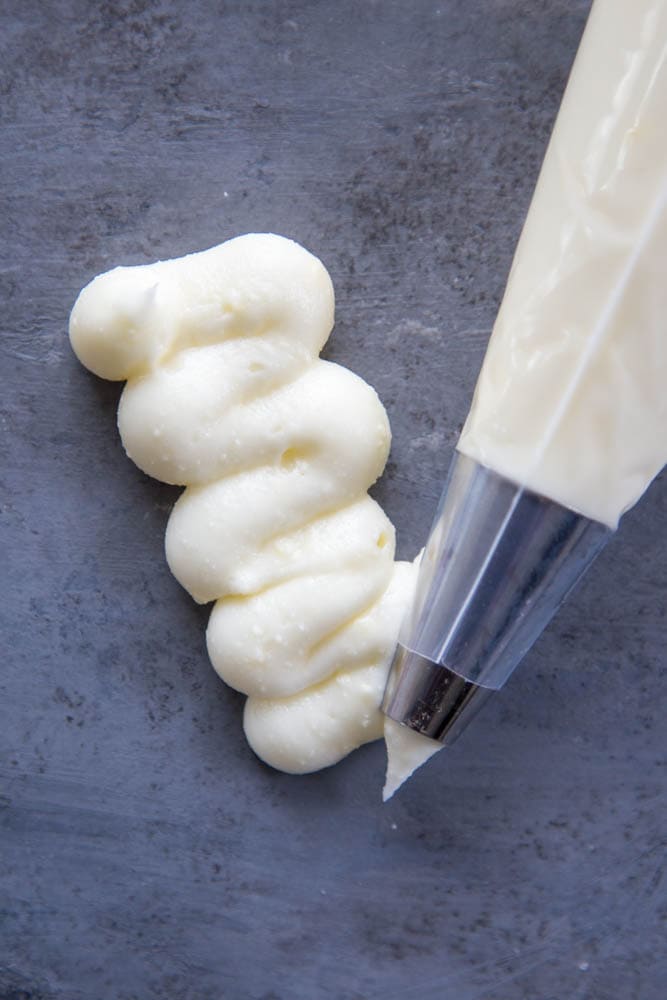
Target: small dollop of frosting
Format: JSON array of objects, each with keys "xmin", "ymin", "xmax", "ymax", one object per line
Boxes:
[{"xmin": 382, "ymin": 719, "xmax": 441, "ymax": 801}]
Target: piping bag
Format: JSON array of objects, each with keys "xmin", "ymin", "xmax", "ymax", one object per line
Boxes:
[{"xmin": 382, "ymin": 0, "xmax": 667, "ymax": 789}]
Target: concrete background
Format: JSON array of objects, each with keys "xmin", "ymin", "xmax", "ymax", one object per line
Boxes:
[{"xmin": 2, "ymin": 1, "xmax": 666, "ymax": 998}]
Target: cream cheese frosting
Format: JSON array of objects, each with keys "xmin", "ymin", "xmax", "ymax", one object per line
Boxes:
[
  {"xmin": 459, "ymin": 0, "xmax": 667, "ymax": 527},
  {"xmin": 70, "ymin": 233, "xmax": 420, "ymax": 779}
]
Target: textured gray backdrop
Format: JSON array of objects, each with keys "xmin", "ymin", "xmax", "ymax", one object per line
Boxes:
[{"xmin": 2, "ymin": 1, "xmax": 666, "ymax": 998}]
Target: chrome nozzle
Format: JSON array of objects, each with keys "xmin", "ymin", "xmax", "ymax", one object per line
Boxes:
[{"xmin": 383, "ymin": 452, "xmax": 611, "ymax": 744}]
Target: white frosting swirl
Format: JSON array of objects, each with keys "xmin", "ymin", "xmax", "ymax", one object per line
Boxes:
[{"xmin": 70, "ymin": 233, "xmax": 417, "ymax": 773}]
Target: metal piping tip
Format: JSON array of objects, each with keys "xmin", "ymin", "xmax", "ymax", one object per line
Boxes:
[
  {"xmin": 382, "ymin": 644, "xmax": 492, "ymax": 744},
  {"xmin": 382, "ymin": 451, "xmax": 611, "ymax": 746}
]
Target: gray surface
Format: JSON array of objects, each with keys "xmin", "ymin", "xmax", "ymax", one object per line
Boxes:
[{"xmin": 2, "ymin": 1, "xmax": 666, "ymax": 998}]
